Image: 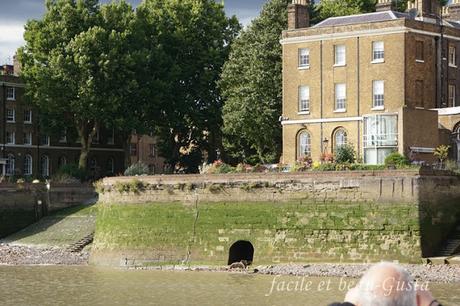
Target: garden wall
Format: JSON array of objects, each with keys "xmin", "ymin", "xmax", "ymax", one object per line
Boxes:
[{"xmin": 92, "ymin": 170, "xmax": 460, "ymax": 266}]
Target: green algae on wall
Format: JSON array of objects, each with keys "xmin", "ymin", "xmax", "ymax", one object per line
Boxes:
[{"xmin": 91, "ymin": 201, "xmax": 422, "ymax": 266}]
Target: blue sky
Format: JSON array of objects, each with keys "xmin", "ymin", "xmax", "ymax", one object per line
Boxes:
[{"xmin": 0, "ymin": 0, "xmax": 268, "ymax": 64}]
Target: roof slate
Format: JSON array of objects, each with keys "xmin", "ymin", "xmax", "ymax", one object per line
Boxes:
[{"xmin": 313, "ymin": 11, "xmax": 409, "ymax": 28}]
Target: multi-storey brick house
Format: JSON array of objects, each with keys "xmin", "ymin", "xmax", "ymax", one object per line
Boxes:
[
  {"xmin": 281, "ymin": 0, "xmax": 460, "ymax": 165},
  {"xmin": 129, "ymin": 134, "xmax": 167, "ymax": 174},
  {"xmin": 0, "ymin": 65, "xmax": 125, "ymax": 178}
]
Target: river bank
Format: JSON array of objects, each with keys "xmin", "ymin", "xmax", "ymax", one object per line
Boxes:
[
  {"xmin": 1, "ymin": 244, "xmax": 459, "ymax": 283},
  {"xmin": 0, "ymin": 244, "xmax": 88, "ymax": 265}
]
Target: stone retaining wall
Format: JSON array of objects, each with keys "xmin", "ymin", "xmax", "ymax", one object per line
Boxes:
[{"xmin": 92, "ymin": 171, "xmax": 460, "ymax": 265}]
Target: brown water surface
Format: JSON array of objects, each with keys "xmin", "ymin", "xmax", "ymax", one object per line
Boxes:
[{"xmin": 0, "ymin": 266, "xmax": 459, "ymax": 305}]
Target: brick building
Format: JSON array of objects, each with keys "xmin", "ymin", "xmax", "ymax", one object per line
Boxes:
[
  {"xmin": 281, "ymin": 0, "xmax": 460, "ymax": 165},
  {"xmin": 129, "ymin": 134, "xmax": 167, "ymax": 174},
  {"xmin": 0, "ymin": 65, "xmax": 125, "ymax": 178}
]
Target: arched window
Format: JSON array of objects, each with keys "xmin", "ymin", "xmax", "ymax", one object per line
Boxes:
[
  {"xmin": 298, "ymin": 131, "xmax": 311, "ymax": 158},
  {"xmin": 41, "ymin": 155, "xmax": 49, "ymax": 177},
  {"xmin": 334, "ymin": 128, "xmax": 348, "ymax": 151},
  {"xmin": 58, "ymin": 156, "xmax": 67, "ymax": 170},
  {"xmin": 6, "ymin": 154, "xmax": 15, "ymax": 176},
  {"xmin": 24, "ymin": 155, "xmax": 32, "ymax": 176}
]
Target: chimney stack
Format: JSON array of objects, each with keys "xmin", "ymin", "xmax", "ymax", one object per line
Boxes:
[
  {"xmin": 13, "ymin": 54, "xmax": 21, "ymax": 76},
  {"xmin": 407, "ymin": 0, "xmax": 441, "ymax": 18},
  {"xmin": 376, "ymin": 0, "xmax": 395, "ymax": 12},
  {"xmin": 288, "ymin": 0, "xmax": 310, "ymax": 30},
  {"xmin": 448, "ymin": 0, "xmax": 460, "ymax": 22}
]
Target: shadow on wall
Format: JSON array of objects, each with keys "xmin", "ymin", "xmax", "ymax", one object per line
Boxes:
[{"xmin": 228, "ymin": 240, "xmax": 254, "ymax": 265}]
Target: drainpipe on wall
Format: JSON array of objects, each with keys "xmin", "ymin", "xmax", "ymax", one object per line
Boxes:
[
  {"xmin": 357, "ymin": 37, "xmax": 361, "ymax": 160},
  {"xmin": 2, "ymin": 83, "xmax": 5, "ymax": 160},
  {"xmin": 320, "ymin": 40, "xmax": 324, "ymax": 154}
]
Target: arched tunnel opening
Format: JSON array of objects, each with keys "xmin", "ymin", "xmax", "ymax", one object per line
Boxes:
[{"xmin": 227, "ymin": 240, "xmax": 254, "ymax": 265}]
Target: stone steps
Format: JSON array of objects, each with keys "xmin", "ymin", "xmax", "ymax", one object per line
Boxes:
[
  {"xmin": 66, "ymin": 232, "xmax": 94, "ymax": 253},
  {"xmin": 436, "ymin": 226, "xmax": 460, "ymax": 257}
]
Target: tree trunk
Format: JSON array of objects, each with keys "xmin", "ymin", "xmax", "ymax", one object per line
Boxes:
[{"xmin": 77, "ymin": 120, "xmax": 98, "ymax": 170}]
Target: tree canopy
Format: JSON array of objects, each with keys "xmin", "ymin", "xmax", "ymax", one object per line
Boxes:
[
  {"xmin": 19, "ymin": 0, "xmax": 239, "ymax": 173},
  {"xmin": 19, "ymin": 0, "xmax": 144, "ymax": 170},
  {"xmin": 136, "ymin": 0, "xmax": 240, "ymax": 172},
  {"xmin": 220, "ymin": 0, "xmax": 289, "ymax": 165}
]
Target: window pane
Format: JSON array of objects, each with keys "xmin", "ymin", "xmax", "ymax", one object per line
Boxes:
[
  {"xmin": 335, "ymin": 45, "xmax": 346, "ymax": 65},
  {"xmin": 298, "ymin": 132, "xmax": 311, "ymax": 158},
  {"xmin": 299, "ymin": 86, "xmax": 310, "ymax": 111},
  {"xmin": 335, "ymin": 83, "xmax": 346, "ymax": 110},
  {"xmin": 372, "ymin": 41, "xmax": 384, "ymax": 61},
  {"xmin": 298, "ymin": 48, "xmax": 309, "ymax": 67},
  {"xmin": 373, "ymin": 80, "xmax": 385, "ymax": 107}
]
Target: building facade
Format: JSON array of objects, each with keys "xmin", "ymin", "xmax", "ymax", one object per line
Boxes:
[
  {"xmin": 282, "ymin": 0, "xmax": 460, "ymax": 165},
  {"xmin": 0, "ymin": 71, "xmax": 125, "ymax": 178},
  {"xmin": 129, "ymin": 134, "xmax": 167, "ymax": 174}
]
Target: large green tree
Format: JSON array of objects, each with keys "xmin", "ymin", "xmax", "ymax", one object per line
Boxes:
[
  {"xmin": 19, "ymin": 0, "xmax": 145, "ymax": 170},
  {"xmin": 220, "ymin": 0, "xmax": 289, "ymax": 164},
  {"xmin": 137, "ymin": 0, "xmax": 240, "ymax": 173},
  {"xmin": 315, "ymin": 0, "xmax": 375, "ymax": 22}
]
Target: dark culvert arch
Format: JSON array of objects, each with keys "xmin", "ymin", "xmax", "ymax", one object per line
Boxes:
[{"xmin": 227, "ymin": 240, "xmax": 254, "ymax": 265}]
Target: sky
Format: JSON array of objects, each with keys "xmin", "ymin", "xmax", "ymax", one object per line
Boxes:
[{"xmin": 0, "ymin": 0, "xmax": 267, "ymax": 64}]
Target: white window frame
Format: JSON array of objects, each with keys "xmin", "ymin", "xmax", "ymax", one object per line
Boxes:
[
  {"xmin": 298, "ymin": 131, "xmax": 311, "ymax": 158},
  {"xmin": 5, "ymin": 154, "xmax": 15, "ymax": 176},
  {"xmin": 449, "ymin": 45, "xmax": 457, "ymax": 68},
  {"xmin": 363, "ymin": 114, "xmax": 398, "ymax": 165},
  {"xmin": 298, "ymin": 85, "xmax": 310, "ymax": 113},
  {"xmin": 41, "ymin": 135, "xmax": 50, "ymax": 146},
  {"xmin": 6, "ymin": 131, "xmax": 15, "ymax": 144},
  {"xmin": 6, "ymin": 108, "xmax": 15, "ymax": 123},
  {"xmin": 334, "ymin": 45, "xmax": 346, "ymax": 66},
  {"xmin": 6, "ymin": 87, "xmax": 15, "ymax": 101},
  {"xmin": 23, "ymin": 132, "xmax": 32, "ymax": 145},
  {"xmin": 298, "ymin": 48, "xmax": 310, "ymax": 69},
  {"xmin": 334, "ymin": 129, "xmax": 348, "ymax": 151},
  {"xmin": 335, "ymin": 83, "xmax": 347, "ymax": 111},
  {"xmin": 24, "ymin": 109, "xmax": 32, "ymax": 124},
  {"xmin": 449, "ymin": 84, "xmax": 456, "ymax": 107},
  {"xmin": 24, "ymin": 155, "xmax": 32, "ymax": 176},
  {"xmin": 372, "ymin": 80, "xmax": 385, "ymax": 110},
  {"xmin": 41, "ymin": 155, "xmax": 50, "ymax": 177},
  {"xmin": 372, "ymin": 41, "xmax": 384, "ymax": 63}
]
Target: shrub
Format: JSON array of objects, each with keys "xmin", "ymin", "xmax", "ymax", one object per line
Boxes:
[
  {"xmin": 57, "ymin": 164, "xmax": 89, "ymax": 182},
  {"xmin": 93, "ymin": 180, "xmax": 106, "ymax": 194},
  {"xmin": 320, "ymin": 152, "xmax": 334, "ymax": 163},
  {"xmin": 114, "ymin": 179, "xmax": 146, "ymax": 194},
  {"xmin": 384, "ymin": 152, "xmax": 409, "ymax": 168},
  {"xmin": 51, "ymin": 172, "xmax": 81, "ymax": 184},
  {"xmin": 445, "ymin": 159, "xmax": 460, "ymax": 174},
  {"xmin": 203, "ymin": 160, "xmax": 236, "ymax": 174},
  {"xmin": 124, "ymin": 162, "xmax": 150, "ymax": 176},
  {"xmin": 434, "ymin": 145, "xmax": 450, "ymax": 168},
  {"xmin": 235, "ymin": 163, "xmax": 253, "ymax": 173},
  {"xmin": 313, "ymin": 163, "xmax": 337, "ymax": 171},
  {"xmin": 335, "ymin": 145, "xmax": 356, "ymax": 164}
]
